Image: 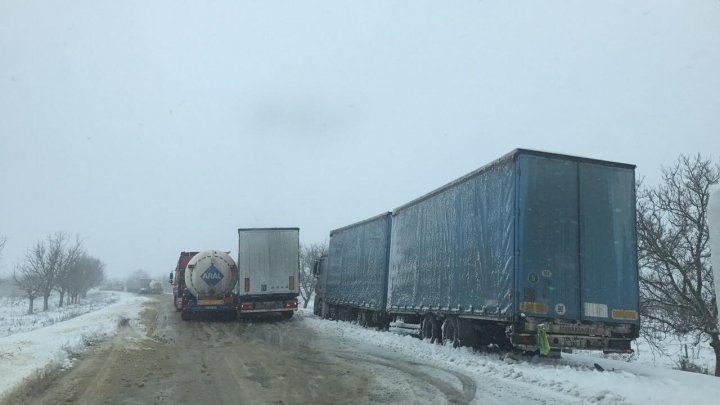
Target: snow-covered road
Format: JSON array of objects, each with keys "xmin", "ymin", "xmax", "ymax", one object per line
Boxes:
[{"xmin": 2, "ymin": 294, "xmax": 719, "ymax": 404}]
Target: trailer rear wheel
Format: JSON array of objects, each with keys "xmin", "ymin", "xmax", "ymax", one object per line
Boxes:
[
  {"xmin": 421, "ymin": 315, "xmax": 441, "ymax": 343},
  {"xmin": 442, "ymin": 317, "xmax": 460, "ymax": 348},
  {"xmin": 181, "ymin": 311, "xmax": 191, "ymax": 321},
  {"xmin": 282, "ymin": 311, "xmax": 294, "ymax": 320}
]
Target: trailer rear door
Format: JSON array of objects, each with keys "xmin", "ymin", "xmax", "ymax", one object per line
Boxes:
[
  {"xmin": 578, "ymin": 163, "xmax": 638, "ymax": 323},
  {"xmin": 516, "ymin": 153, "xmax": 638, "ymax": 325},
  {"xmin": 517, "ymin": 154, "xmax": 581, "ymax": 320}
]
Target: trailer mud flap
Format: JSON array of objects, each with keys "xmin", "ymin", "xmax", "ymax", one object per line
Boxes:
[{"xmin": 537, "ymin": 324, "xmax": 551, "ymax": 356}]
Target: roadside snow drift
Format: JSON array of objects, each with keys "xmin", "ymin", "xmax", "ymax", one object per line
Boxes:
[
  {"xmin": 0, "ymin": 292, "xmax": 149, "ymax": 396},
  {"xmin": 298, "ymin": 309, "xmax": 720, "ymax": 405}
]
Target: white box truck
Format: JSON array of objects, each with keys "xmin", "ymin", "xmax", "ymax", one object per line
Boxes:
[{"xmin": 236, "ymin": 228, "xmax": 300, "ymax": 319}]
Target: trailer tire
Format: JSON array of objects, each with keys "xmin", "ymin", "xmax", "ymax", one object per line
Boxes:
[
  {"xmin": 282, "ymin": 311, "xmax": 294, "ymax": 320},
  {"xmin": 181, "ymin": 311, "xmax": 191, "ymax": 321},
  {"xmin": 442, "ymin": 317, "xmax": 460, "ymax": 348},
  {"xmin": 421, "ymin": 315, "xmax": 441, "ymax": 343}
]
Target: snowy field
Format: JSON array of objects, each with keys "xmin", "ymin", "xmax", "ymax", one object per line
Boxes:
[
  {"xmin": 295, "ymin": 307, "xmax": 720, "ymax": 405},
  {"xmin": 0, "ymin": 291, "xmax": 149, "ymax": 397},
  {"xmin": 0, "ymin": 290, "xmax": 124, "ymax": 338}
]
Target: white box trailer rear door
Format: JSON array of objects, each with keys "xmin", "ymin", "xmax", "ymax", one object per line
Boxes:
[{"xmin": 237, "ymin": 228, "xmax": 299, "ymax": 297}]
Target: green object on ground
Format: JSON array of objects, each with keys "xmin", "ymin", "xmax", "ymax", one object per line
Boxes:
[{"xmin": 537, "ymin": 323, "xmax": 551, "ymax": 356}]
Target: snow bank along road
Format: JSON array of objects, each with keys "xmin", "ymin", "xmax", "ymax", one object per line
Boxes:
[{"xmin": 2, "ymin": 296, "xmax": 484, "ymax": 405}]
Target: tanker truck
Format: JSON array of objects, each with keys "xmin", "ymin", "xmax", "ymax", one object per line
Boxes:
[{"xmin": 170, "ymin": 250, "xmax": 240, "ymax": 321}]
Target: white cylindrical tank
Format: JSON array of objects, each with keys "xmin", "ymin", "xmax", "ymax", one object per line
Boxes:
[{"xmin": 185, "ymin": 250, "xmax": 239, "ymax": 298}]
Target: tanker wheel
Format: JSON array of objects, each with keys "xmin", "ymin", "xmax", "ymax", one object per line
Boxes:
[
  {"xmin": 282, "ymin": 311, "xmax": 294, "ymax": 320},
  {"xmin": 441, "ymin": 317, "xmax": 460, "ymax": 348},
  {"xmin": 181, "ymin": 311, "xmax": 192, "ymax": 321},
  {"xmin": 357, "ymin": 310, "xmax": 368, "ymax": 328}
]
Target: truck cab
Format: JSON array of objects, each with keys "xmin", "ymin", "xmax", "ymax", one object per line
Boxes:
[{"xmin": 171, "ymin": 251, "xmax": 198, "ymax": 311}]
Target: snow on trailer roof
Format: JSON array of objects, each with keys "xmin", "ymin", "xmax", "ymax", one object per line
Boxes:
[
  {"xmin": 329, "ymin": 212, "xmax": 392, "ymax": 236},
  {"xmin": 392, "ymin": 148, "xmax": 637, "ymax": 214},
  {"xmin": 237, "ymin": 227, "xmax": 300, "ymax": 232}
]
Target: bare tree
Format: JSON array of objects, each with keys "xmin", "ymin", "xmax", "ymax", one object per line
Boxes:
[
  {"xmin": 67, "ymin": 254, "xmax": 105, "ymax": 304},
  {"xmin": 13, "ymin": 241, "xmax": 46, "ymax": 314},
  {"xmin": 13, "ymin": 233, "xmax": 84, "ymax": 311},
  {"xmin": 637, "ymin": 154, "xmax": 720, "ymax": 376},
  {"xmin": 299, "ymin": 241, "xmax": 328, "ymax": 308},
  {"xmin": 35, "ymin": 232, "xmax": 83, "ymax": 311},
  {"xmin": 54, "ymin": 236, "xmax": 85, "ymax": 307}
]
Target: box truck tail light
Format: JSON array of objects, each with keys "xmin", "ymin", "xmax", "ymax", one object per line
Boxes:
[
  {"xmin": 244, "ymin": 278, "xmax": 250, "ymax": 293},
  {"xmin": 289, "ymin": 276, "xmax": 295, "ymax": 290},
  {"xmin": 284, "ymin": 300, "xmax": 298, "ymax": 309},
  {"xmin": 239, "ymin": 303, "xmax": 254, "ymax": 310}
]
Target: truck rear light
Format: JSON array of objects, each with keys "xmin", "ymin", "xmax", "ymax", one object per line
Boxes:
[
  {"xmin": 289, "ymin": 276, "xmax": 295, "ymax": 290},
  {"xmin": 244, "ymin": 278, "xmax": 250, "ymax": 293},
  {"xmin": 239, "ymin": 303, "xmax": 254, "ymax": 310},
  {"xmin": 284, "ymin": 300, "xmax": 298, "ymax": 308}
]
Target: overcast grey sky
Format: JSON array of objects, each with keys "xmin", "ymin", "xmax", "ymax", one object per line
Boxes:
[{"xmin": 1, "ymin": 1, "xmax": 719, "ymax": 279}]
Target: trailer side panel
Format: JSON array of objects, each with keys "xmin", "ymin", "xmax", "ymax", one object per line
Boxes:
[
  {"xmin": 326, "ymin": 213, "xmax": 391, "ymax": 310},
  {"xmin": 388, "ymin": 159, "xmax": 516, "ymax": 317}
]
